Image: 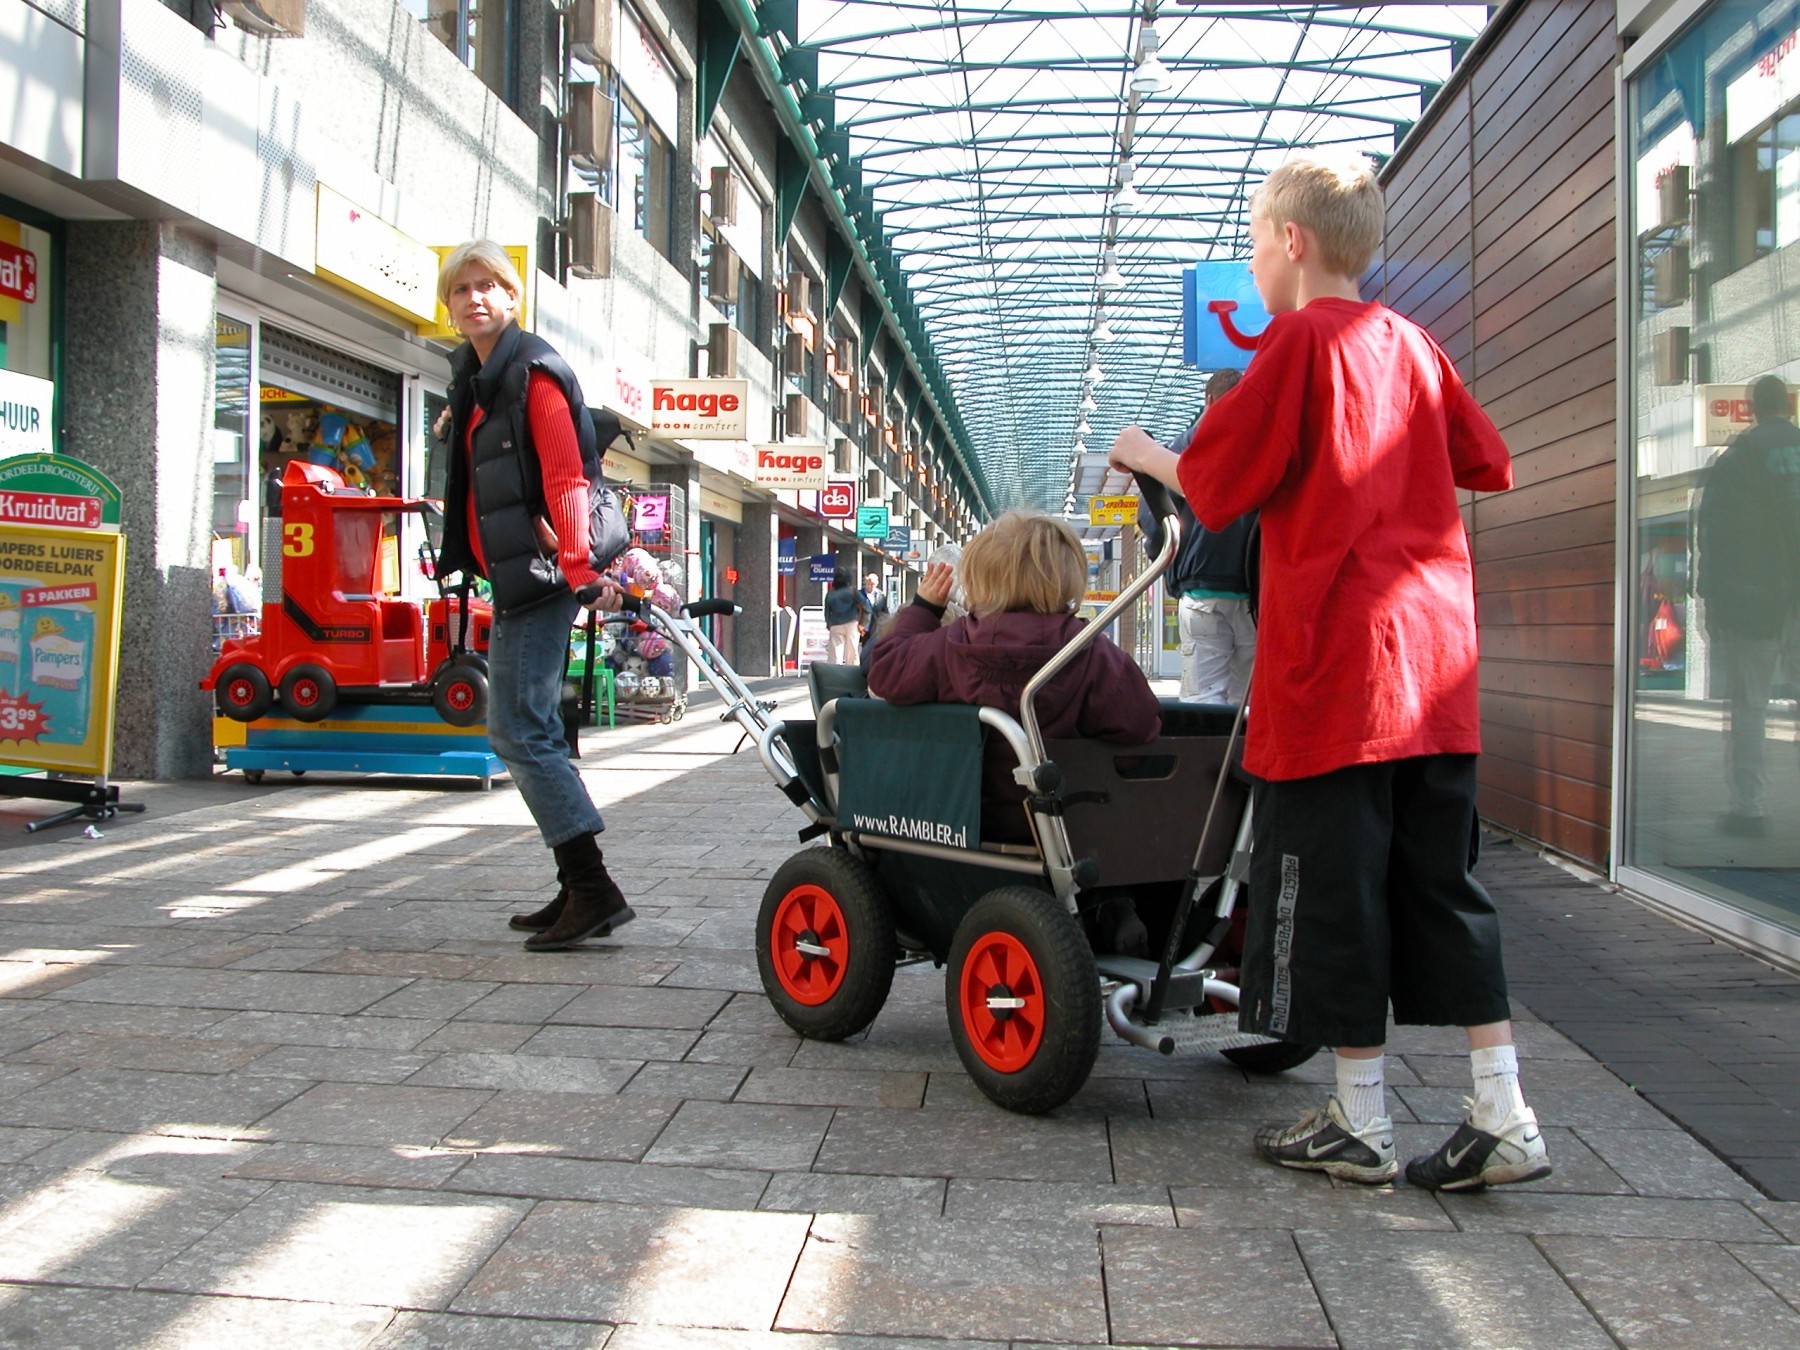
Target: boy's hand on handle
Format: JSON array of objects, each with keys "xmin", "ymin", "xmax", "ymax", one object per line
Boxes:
[
  {"xmin": 1109, "ymin": 426, "xmax": 1160, "ymax": 474},
  {"xmin": 916, "ymin": 561, "xmax": 954, "ymax": 607}
]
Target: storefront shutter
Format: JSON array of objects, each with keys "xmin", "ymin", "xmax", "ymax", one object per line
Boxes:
[{"xmin": 260, "ymin": 325, "xmax": 399, "ymax": 422}]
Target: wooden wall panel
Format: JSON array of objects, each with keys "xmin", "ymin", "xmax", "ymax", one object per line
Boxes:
[{"xmin": 1373, "ymin": 0, "xmax": 1619, "ymax": 870}]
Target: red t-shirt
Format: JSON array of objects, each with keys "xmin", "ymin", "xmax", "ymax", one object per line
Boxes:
[
  {"xmin": 1178, "ymin": 298, "xmax": 1513, "ymax": 781},
  {"xmin": 464, "ymin": 371, "xmax": 599, "ymax": 593}
]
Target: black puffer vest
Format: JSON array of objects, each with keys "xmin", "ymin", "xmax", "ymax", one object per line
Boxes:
[{"xmin": 441, "ymin": 323, "xmax": 600, "ymax": 615}]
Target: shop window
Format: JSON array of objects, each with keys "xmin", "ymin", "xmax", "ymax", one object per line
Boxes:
[
  {"xmin": 618, "ymin": 90, "xmax": 677, "ymax": 261},
  {"xmin": 401, "ymin": 0, "xmax": 519, "ymax": 107}
]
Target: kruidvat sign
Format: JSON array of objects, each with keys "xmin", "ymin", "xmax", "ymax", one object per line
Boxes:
[
  {"xmin": 753, "ymin": 444, "xmax": 829, "ymax": 491},
  {"xmin": 649, "ymin": 379, "xmax": 749, "ymax": 439}
]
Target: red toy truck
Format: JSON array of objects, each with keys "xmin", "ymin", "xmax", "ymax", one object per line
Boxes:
[{"xmin": 202, "ymin": 462, "xmax": 492, "ymax": 726}]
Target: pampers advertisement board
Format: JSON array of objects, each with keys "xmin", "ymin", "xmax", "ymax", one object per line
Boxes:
[{"xmin": 0, "ymin": 455, "xmax": 127, "ymax": 777}]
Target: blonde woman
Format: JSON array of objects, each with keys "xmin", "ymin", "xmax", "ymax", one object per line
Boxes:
[{"xmin": 436, "ymin": 241, "xmax": 633, "ymax": 951}]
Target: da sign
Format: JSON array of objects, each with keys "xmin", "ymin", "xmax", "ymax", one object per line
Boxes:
[
  {"xmin": 752, "ymin": 444, "xmax": 828, "ymax": 491},
  {"xmin": 819, "ymin": 481, "xmax": 857, "ymax": 520},
  {"xmin": 1182, "ymin": 260, "xmax": 1274, "ymax": 371},
  {"xmin": 649, "ymin": 379, "xmax": 750, "ymax": 439}
]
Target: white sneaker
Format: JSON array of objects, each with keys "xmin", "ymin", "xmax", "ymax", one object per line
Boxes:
[
  {"xmin": 1406, "ymin": 1102, "xmax": 1552, "ymax": 1191},
  {"xmin": 1253, "ymin": 1095, "xmax": 1397, "ymax": 1184}
]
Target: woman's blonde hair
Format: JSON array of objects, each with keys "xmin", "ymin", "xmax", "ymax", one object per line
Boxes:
[
  {"xmin": 1250, "ymin": 150, "xmax": 1384, "ymax": 277},
  {"xmin": 436, "ymin": 240, "xmax": 525, "ymax": 306},
  {"xmin": 959, "ymin": 510, "xmax": 1088, "ymax": 616}
]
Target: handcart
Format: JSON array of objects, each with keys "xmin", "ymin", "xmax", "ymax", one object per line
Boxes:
[{"xmin": 622, "ymin": 477, "xmax": 1318, "ymax": 1115}]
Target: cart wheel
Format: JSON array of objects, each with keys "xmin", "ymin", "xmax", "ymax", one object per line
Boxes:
[
  {"xmin": 757, "ymin": 848, "xmax": 897, "ymax": 1041},
  {"xmin": 659, "ymin": 709, "xmax": 673, "ymax": 724},
  {"xmin": 672, "ymin": 704, "xmax": 685, "ymax": 721},
  {"xmin": 243, "ymin": 769, "xmax": 265, "ymax": 784},
  {"xmin": 1222, "ymin": 1040, "xmax": 1321, "ymax": 1074},
  {"xmin": 290, "ymin": 770, "xmax": 306, "ymax": 778},
  {"xmin": 278, "ymin": 664, "xmax": 338, "ymax": 722},
  {"xmin": 215, "ymin": 663, "xmax": 273, "ymax": 721},
  {"xmin": 947, "ymin": 886, "xmax": 1100, "ymax": 1114},
  {"xmin": 432, "ymin": 662, "xmax": 488, "ymax": 727}
]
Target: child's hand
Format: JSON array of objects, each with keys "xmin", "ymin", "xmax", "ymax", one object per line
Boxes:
[
  {"xmin": 1108, "ymin": 426, "xmax": 1160, "ymax": 474},
  {"xmin": 916, "ymin": 561, "xmax": 954, "ymax": 607}
]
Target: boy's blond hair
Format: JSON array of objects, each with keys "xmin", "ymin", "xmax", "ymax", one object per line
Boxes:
[
  {"xmin": 1250, "ymin": 150, "xmax": 1384, "ymax": 277},
  {"xmin": 959, "ymin": 510, "xmax": 1087, "ymax": 616},
  {"xmin": 437, "ymin": 240, "xmax": 525, "ymax": 305}
]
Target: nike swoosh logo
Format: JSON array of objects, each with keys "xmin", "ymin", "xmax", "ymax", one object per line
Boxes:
[
  {"xmin": 1445, "ymin": 1137, "xmax": 1481, "ymax": 1169},
  {"xmin": 1305, "ymin": 1138, "xmax": 1346, "ymax": 1159},
  {"xmin": 1522, "ymin": 1131, "xmax": 1541, "ymax": 1145}
]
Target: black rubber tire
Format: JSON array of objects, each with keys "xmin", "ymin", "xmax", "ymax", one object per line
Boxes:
[
  {"xmin": 947, "ymin": 886, "xmax": 1100, "ymax": 1115},
  {"xmin": 215, "ymin": 663, "xmax": 273, "ymax": 721},
  {"xmin": 1222, "ymin": 1039, "xmax": 1321, "ymax": 1074},
  {"xmin": 277, "ymin": 664, "xmax": 338, "ymax": 722},
  {"xmin": 243, "ymin": 769, "xmax": 265, "ymax": 784},
  {"xmin": 756, "ymin": 848, "xmax": 897, "ymax": 1041},
  {"xmin": 432, "ymin": 662, "xmax": 489, "ymax": 727}
]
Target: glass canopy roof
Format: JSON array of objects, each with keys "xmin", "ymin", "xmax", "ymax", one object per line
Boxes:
[{"xmin": 790, "ymin": 2, "xmax": 1491, "ymax": 515}]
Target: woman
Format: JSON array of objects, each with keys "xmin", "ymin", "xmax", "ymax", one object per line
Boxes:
[
  {"xmin": 823, "ymin": 568, "xmax": 864, "ymax": 663},
  {"xmin": 436, "ymin": 240, "xmax": 633, "ymax": 952}
]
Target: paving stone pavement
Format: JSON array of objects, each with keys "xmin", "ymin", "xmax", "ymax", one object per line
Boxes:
[{"xmin": 1, "ymin": 684, "xmax": 1797, "ymax": 1347}]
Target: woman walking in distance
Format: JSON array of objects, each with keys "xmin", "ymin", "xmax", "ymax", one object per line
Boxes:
[{"xmin": 436, "ymin": 241, "xmax": 634, "ymax": 951}]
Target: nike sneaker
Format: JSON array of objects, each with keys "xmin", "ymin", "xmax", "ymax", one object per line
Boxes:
[
  {"xmin": 1253, "ymin": 1096, "xmax": 1397, "ymax": 1184},
  {"xmin": 1406, "ymin": 1102, "xmax": 1552, "ymax": 1191}
]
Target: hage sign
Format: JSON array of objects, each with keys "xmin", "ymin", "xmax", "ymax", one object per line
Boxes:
[{"xmin": 753, "ymin": 444, "xmax": 828, "ymax": 490}]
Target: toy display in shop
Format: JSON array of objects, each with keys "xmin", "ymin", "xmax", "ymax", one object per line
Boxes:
[
  {"xmin": 201, "ymin": 461, "xmax": 502, "ymax": 783},
  {"xmin": 606, "ymin": 547, "xmax": 687, "ymax": 723},
  {"xmin": 260, "ymin": 398, "xmax": 399, "ymax": 509}
]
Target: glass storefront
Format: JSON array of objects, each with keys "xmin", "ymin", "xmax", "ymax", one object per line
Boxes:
[{"xmin": 1626, "ymin": 1, "xmax": 1800, "ymax": 951}]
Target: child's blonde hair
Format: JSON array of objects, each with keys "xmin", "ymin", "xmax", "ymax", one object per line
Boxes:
[
  {"xmin": 1250, "ymin": 150, "xmax": 1384, "ymax": 277},
  {"xmin": 959, "ymin": 510, "xmax": 1087, "ymax": 616},
  {"xmin": 437, "ymin": 240, "xmax": 525, "ymax": 306}
]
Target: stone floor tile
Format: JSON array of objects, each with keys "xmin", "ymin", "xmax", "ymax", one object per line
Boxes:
[
  {"xmin": 681, "ymin": 1029, "xmax": 803, "ymax": 1068},
  {"xmin": 814, "ymin": 1105, "xmax": 1108, "ymax": 1182},
  {"xmin": 657, "ymin": 959, "xmax": 766, "ymax": 994},
  {"xmin": 1146, "ymin": 1072, "xmax": 1390, "ymax": 1124},
  {"xmin": 623, "ymin": 1061, "xmax": 748, "ymax": 1101},
  {"xmin": 0, "ymin": 1283, "xmax": 393, "ymax": 1350},
  {"xmin": 441, "ymin": 1090, "xmax": 679, "ymax": 1161},
  {"xmin": 0, "ymin": 1125, "xmax": 61, "ymax": 1163},
  {"xmin": 1727, "ymin": 1241, "xmax": 1800, "ymax": 1314},
  {"xmin": 1397, "ymin": 1083, "xmax": 1678, "ymax": 1131},
  {"xmin": 0, "ymin": 1062, "xmax": 67, "ymax": 1095},
  {"xmin": 786, "ymin": 1031, "xmax": 966, "ymax": 1075},
  {"xmin": 1172, "ymin": 1179, "xmax": 1454, "ymax": 1230},
  {"xmin": 9, "ymin": 1030, "xmax": 269, "ymax": 1075},
  {"xmin": 518, "ymin": 1024, "xmax": 698, "ymax": 1060},
  {"xmin": 705, "ymin": 993, "xmax": 798, "ymax": 1034},
  {"xmin": 643, "ymin": 1099, "xmax": 833, "ymax": 1171},
  {"xmin": 367, "ymin": 1311, "xmax": 615, "ymax": 1349},
  {"xmin": 1100, "ymin": 1226, "xmax": 1334, "ymax": 1348},
  {"xmin": 456, "ymin": 982, "xmax": 586, "ymax": 1024},
  {"xmin": 222, "ymin": 1141, "xmax": 472, "ymax": 1191},
  {"xmin": 1542, "ymin": 1235, "xmax": 1800, "ymax": 1348},
  {"xmin": 145, "ymin": 1181, "xmax": 529, "ymax": 1310},
  {"xmin": 0, "ymin": 1166, "xmax": 270, "ymax": 1287},
  {"xmin": 51, "ymin": 967, "xmax": 411, "ymax": 1014},
  {"xmin": 1300, "ymin": 1230, "xmax": 1614, "ymax": 1350},
  {"xmin": 607, "ymin": 1330, "xmax": 1001, "ymax": 1350},
  {"xmin": 405, "ymin": 1052, "xmax": 640, "ymax": 1095},
  {"xmin": 0, "ymin": 1068, "xmax": 309, "ymax": 1136},
  {"xmin": 415, "ymin": 1021, "xmax": 537, "ymax": 1053},
  {"xmin": 553, "ymin": 984, "xmax": 733, "ymax": 1029},
  {"xmin": 244, "ymin": 1045, "xmax": 438, "ymax": 1084},
  {"xmin": 757, "ymin": 1170, "xmax": 946, "ymax": 1216},
  {"xmin": 1576, "ymin": 1126, "xmax": 1763, "ymax": 1199},
  {"xmin": 737, "ymin": 1067, "xmax": 926, "ymax": 1109},
  {"xmin": 777, "ymin": 1212, "xmax": 1106, "ymax": 1342},
  {"xmin": 466, "ymin": 952, "xmax": 679, "ymax": 989},
  {"xmin": 198, "ymin": 1009, "xmax": 442, "ymax": 1049},
  {"xmin": 947, "ymin": 1177, "xmax": 1174, "ymax": 1225},
  {"xmin": 304, "ymin": 950, "xmax": 487, "ymax": 980},
  {"xmin": 452, "ymin": 1200, "xmax": 810, "ymax": 1326},
  {"xmin": 1392, "ymin": 1123, "xmax": 1631, "ymax": 1197},
  {"xmin": 1402, "ymin": 1052, "xmax": 1629, "ymax": 1091},
  {"xmin": 922, "ymin": 1069, "xmax": 1147, "ymax": 1118},
  {"xmin": 362, "ymin": 978, "xmax": 499, "ymax": 1020},
  {"xmin": 9, "ymin": 1001, "xmax": 234, "ymax": 1038},
  {"xmin": 252, "ymin": 1081, "xmax": 492, "ymax": 1147},
  {"xmin": 1107, "ymin": 1115, "xmax": 1317, "ymax": 1190},
  {"xmin": 1752, "ymin": 1201, "xmax": 1800, "ymax": 1242},
  {"xmin": 443, "ymin": 1153, "xmax": 769, "ymax": 1209},
  {"xmin": 1449, "ymin": 1192, "xmax": 1781, "ymax": 1241}
]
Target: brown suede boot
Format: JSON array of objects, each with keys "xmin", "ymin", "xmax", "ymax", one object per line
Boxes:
[
  {"xmin": 525, "ymin": 836, "xmax": 635, "ymax": 951},
  {"xmin": 507, "ymin": 874, "xmax": 567, "ymax": 932}
]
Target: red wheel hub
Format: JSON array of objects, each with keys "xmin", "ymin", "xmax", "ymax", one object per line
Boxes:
[
  {"xmin": 226, "ymin": 678, "xmax": 256, "ymax": 707},
  {"xmin": 446, "ymin": 682, "xmax": 475, "ymax": 710},
  {"xmin": 960, "ymin": 932, "xmax": 1045, "ymax": 1072},
  {"xmin": 291, "ymin": 679, "xmax": 320, "ymax": 707},
  {"xmin": 769, "ymin": 884, "xmax": 848, "ymax": 1005}
]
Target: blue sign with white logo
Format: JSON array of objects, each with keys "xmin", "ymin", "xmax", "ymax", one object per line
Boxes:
[
  {"xmin": 778, "ymin": 537, "xmax": 796, "ymax": 576},
  {"xmin": 883, "ymin": 526, "xmax": 911, "ymax": 552},
  {"xmin": 1182, "ymin": 260, "xmax": 1274, "ymax": 371},
  {"xmin": 808, "ymin": 554, "xmax": 837, "ymax": 586}
]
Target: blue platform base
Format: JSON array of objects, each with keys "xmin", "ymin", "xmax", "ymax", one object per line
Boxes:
[{"xmin": 215, "ymin": 703, "xmax": 508, "ymax": 787}]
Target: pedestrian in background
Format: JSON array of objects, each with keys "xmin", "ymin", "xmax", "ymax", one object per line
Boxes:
[
  {"xmin": 824, "ymin": 568, "xmax": 863, "ymax": 663},
  {"xmin": 436, "ymin": 240, "xmax": 635, "ymax": 953},
  {"xmin": 1171, "ymin": 368, "xmax": 1258, "ymax": 704}
]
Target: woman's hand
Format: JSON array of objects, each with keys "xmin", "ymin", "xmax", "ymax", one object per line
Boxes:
[
  {"xmin": 576, "ymin": 576, "xmax": 625, "ymax": 611},
  {"xmin": 916, "ymin": 561, "xmax": 954, "ymax": 607},
  {"xmin": 534, "ymin": 516, "xmax": 559, "ymax": 554}
]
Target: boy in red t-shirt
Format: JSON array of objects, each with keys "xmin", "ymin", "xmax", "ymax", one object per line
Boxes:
[{"xmin": 1111, "ymin": 151, "xmax": 1549, "ymax": 1191}]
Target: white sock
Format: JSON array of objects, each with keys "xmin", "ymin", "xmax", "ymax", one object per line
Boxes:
[
  {"xmin": 1335, "ymin": 1053, "xmax": 1387, "ymax": 1130},
  {"xmin": 1469, "ymin": 1044, "xmax": 1527, "ymax": 1131}
]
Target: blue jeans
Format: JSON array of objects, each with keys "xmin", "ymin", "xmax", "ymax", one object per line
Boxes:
[{"xmin": 486, "ymin": 590, "xmax": 604, "ymax": 847}]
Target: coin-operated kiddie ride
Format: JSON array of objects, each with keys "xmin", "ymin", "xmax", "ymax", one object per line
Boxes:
[{"xmin": 201, "ymin": 462, "xmax": 504, "ymax": 786}]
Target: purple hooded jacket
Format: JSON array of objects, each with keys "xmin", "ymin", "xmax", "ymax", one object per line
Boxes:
[{"xmin": 866, "ymin": 599, "xmax": 1163, "ymax": 841}]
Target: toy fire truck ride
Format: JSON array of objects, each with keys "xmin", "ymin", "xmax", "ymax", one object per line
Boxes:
[{"xmin": 202, "ymin": 462, "xmax": 492, "ymax": 728}]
